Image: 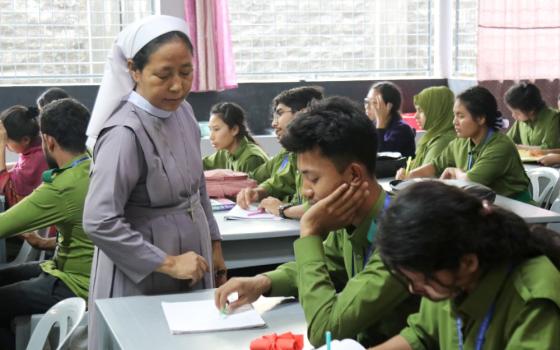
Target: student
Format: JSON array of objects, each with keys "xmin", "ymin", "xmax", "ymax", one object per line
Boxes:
[
  {"xmin": 216, "ymin": 97, "xmax": 419, "ymax": 348},
  {"xmin": 36, "ymin": 87, "xmax": 70, "ymax": 111},
  {"xmin": 83, "ymin": 16, "xmax": 226, "ymax": 350},
  {"xmin": 371, "ymin": 181, "xmax": 560, "ymax": 350},
  {"xmin": 203, "ymin": 102, "xmax": 269, "ymax": 173},
  {"xmin": 505, "ymin": 82, "xmax": 560, "ymax": 150},
  {"xmin": 396, "ymin": 86, "xmax": 455, "ymax": 179},
  {"xmin": 404, "ymin": 86, "xmax": 531, "ymax": 202},
  {"xmin": 364, "ymin": 81, "xmax": 416, "ymax": 157},
  {"xmin": 0, "ymin": 99, "xmax": 94, "ymax": 349},
  {"xmin": 238, "ymin": 86, "xmax": 324, "ymax": 219},
  {"xmin": 0, "ymin": 106, "xmax": 48, "ymax": 209}
]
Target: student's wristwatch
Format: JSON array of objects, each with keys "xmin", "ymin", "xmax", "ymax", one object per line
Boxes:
[{"xmin": 278, "ymin": 203, "xmax": 295, "ymax": 219}]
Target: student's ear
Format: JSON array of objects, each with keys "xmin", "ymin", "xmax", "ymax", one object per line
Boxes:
[
  {"xmin": 386, "ymin": 102, "xmax": 393, "ymax": 112},
  {"xmin": 231, "ymin": 125, "xmax": 239, "ymax": 137},
  {"xmin": 20, "ymin": 136, "xmax": 31, "ymax": 148},
  {"xmin": 459, "ymin": 253, "xmax": 479, "ymax": 275},
  {"xmin": 477, "ymin": 116, "xmax": 487, "ymax": 126},
  {"xmin": 346, "ymin": 162, "xmax": 365, "ymax": 186},
  {"xmin": 42, "ymin": 134, "xmax": 56, "ymax": 153}
]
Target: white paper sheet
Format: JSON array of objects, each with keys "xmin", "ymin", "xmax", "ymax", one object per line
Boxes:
[
  {"xmin": 224, "ymin": 205, "xmax": 279, "ymax": 220},
  {"xmin": 161, "ymin": 300, "xmax": 266, "ymax": 334}
]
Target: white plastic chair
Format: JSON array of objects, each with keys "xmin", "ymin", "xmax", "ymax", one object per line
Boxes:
[
  {"xmin": 527, "ymin": 167, "xmax": 560, "ymax": 208},
  {"xmin": 26, "ymin": 297, "xmax": 86, "ymax": 350}
]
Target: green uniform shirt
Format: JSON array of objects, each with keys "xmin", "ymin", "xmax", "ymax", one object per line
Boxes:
[
  {"xmin": 507, "ymin": 107, "xmax": 560, "ymax": 149},
  {"xmin": 0, "ymin": 154, "xmax": 94, "ymax": 299},
  {"xmin": 203, "ymin": 136, "xmax": 269, "ymax": 173},
  {"xmin": 432, "ymin": 131, "xmax": 530, "ymax": 198},
  {"xmin": 401, "ymin": 256, "xmax": 560, "ymax": 350},
  {"xmin": 260, "ymin": 151, "xmax": 302, "ymax": 203},
  {"xmin": 413, "ymin": 131, "xmax": 456, "ymax": 169},
  {"xmin": 249, "ymin": 148, "xmax": 290, "ymax": 184},
  {"xmin": 264, "ymin": 191, "xmax": 419, "ymax": 347}
]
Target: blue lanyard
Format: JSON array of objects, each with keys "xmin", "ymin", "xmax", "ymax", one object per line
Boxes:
[
  {"xmin": 467, "ymin": 129, "xmax": 494, "ymax": 170},
  {"xmin": 351, "ymin": 194, "xmax": 391, "ymax": 276},
  {"xmin": 69, "ymin": 156, "xmax": 90, "ymax": 168},
  {"xmin": 456, "ymin": 303, "xmax": 495, "ymax": 350}
]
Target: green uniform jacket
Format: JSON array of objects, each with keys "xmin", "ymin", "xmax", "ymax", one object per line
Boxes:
[
  {"xmin": 249, "ymin": 148, "xmax": 290, "ymax": 184},
  {"xmin": 401, "ymin": 256, "xmax": 560, "ymax": 349},
  {"xmin": 264, "ymin": 191, "xmax": 419, "ymax": 347},
  {"xmin": 432, "ymin": 131, "xmax": 530, "ymax": 198},
  {"xmin": 0, "ymin": 154, "xmax": 94, "ymax": 299},
  {"xmin": 203, "ymin": 137, "xmax": 269, "ymax": 173},
  {"xmin": 413, "ymin": 131, "xmax": 456, "ymax": 169},
  {"xmin": 259, "ymin": 151, "xmax": 302, "ymax": 203},
  {"xmin": 507, "ymin": 107, "xmax": 560, "ymax": 149}
]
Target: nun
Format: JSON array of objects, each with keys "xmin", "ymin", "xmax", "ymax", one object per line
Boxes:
[{"xmin": 83, "ymin": 15, "xmax": 226, "ymax": 349}]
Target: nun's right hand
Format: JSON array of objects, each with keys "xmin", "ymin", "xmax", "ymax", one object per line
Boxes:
[{"xmin": 157, "ymin": 252, "xmax": 209, "ymax": 283}]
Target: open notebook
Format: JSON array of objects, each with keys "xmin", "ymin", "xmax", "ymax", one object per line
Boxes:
[
  {"xmin": 224, "ymin": 205, "xmax": 279, "ymax": 220},
  {"xmin": 161, "ymin": 300, "xmax": 266, "ymax": 334}
]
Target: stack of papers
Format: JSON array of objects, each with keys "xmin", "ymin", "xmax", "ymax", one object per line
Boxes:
[
  {"xmin": 210, "ymin": 198, "xmax": 236, "ymax": 211},
  {"xmin": 224, "ymin": 205, "xmax": 279, "ymax": 220},
  {"xmin": 161, "ymin": 299, "xmax": 266, "ymax": 334}
]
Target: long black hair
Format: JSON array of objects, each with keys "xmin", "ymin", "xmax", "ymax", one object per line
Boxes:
[
  {"xmin": 377, "ymin": 181, "xmax": 560, "ymax": 275},
  {"xmin": 0, "ymin": 105, "xmax": 40, "ymax": 143},
  {"xmin": 457, "ymin": 86, "xmax": 505, "ymax": 130},
  {"xmin": 210, "ymin": 102, "xmax": 256, "ymax": 144},
  {"xmin": 370, "ymin": 81, "xmax": 403, "ymax": 122}
]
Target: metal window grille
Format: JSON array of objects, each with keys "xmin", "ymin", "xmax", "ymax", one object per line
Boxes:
[
  {"xmin": 0, "ymin": 0, "xmax": 154, "ymax": 85},
  {"xmin": 229, "ymin": 0, "xmax": 433, "ymax": 82},
  {"xmin": 452, "ymin": 0, "xmax": 477, "ymax": 77}
]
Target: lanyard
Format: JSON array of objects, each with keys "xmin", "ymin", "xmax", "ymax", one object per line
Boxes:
[
  {"xmin": 467, "ymin": 129, "xmax": 494, "ymax": 170},
  {"xmin": 68, "ymin": 156, "xmax": 90, "ymax": 168},
  {"xmin": 456, "ymin": 303, "xmax": 495, "ymax": 350},
  {"xmin": 351, "ymin": 194, "xmax": 391, "ymax": 276},
  {"xmin": 456, "ymin": 264, "xmax": 513, "ymax": 350}
]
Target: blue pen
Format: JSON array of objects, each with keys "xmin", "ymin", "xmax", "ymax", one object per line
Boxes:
[{"xmin": 325, "ymin": 331, "xmax": 331, "ymax": 350}]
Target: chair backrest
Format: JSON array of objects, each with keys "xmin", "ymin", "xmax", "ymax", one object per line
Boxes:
[
  {"xmin": 26, "ymin": 298, "xmax": 86, "ymax": 350},
  {"xmin": 527, "ymin": 167, "xmax": 560, "ymax": 208}
]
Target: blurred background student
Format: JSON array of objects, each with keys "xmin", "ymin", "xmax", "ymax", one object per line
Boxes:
[
  {"xmin": 396, "ymin": 86, "xmax": 455, "ymax": 179},
  {"xmin": 36, "ymin": 87, "xmax": 71, "ymax": 112},
  {"xmin": 203, "ymin": 102, "xmax": 269, "ymax": 173}
]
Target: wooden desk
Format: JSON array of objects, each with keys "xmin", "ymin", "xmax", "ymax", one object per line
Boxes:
[{"xmin": 95, "ymin": 289, "xmax": 310, "ymax": 350}]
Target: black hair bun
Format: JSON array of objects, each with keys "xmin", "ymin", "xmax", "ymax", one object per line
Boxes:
[{"xmin": 26, "ymin": 106, "xmax": 40, "ymax": 119}]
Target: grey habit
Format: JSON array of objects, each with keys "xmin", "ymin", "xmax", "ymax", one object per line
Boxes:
[{"xmin": 83, "ymin": 92, "xmax": 220, "ymax": 349}]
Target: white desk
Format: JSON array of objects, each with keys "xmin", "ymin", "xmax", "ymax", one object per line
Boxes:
[
  {"xmin": 95, "ymin": 289, "xmax": 310, "ymax": 350},
  {"xmin": 378, "ymin": 178, "xmax": 560, "ymax": 224},
  {"xmin": 214, "ymin": 212, "xmax": 301, "ymax": 269}
]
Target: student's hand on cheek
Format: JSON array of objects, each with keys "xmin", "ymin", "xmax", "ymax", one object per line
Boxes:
[
  {"xmin": 300, "ymin": 181, "xmax": 369, "ymax": 238},
  {"xmin": 259, "ymin": 197, "xmax": 283, "ymax": 216},
  {"xmin": 374, "ymin": 95, "xmax": 391, "ymax": 129}
]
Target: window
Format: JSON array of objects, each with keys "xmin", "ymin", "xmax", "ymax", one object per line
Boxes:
[
  {"xmin": 0, "ymin": 0, "xmax": 154, "ymax": 85},
  {"xmin": 452, "ymin": 0, "xmax": 477, "ymax": 77},
  {"xmin": 229, "ymin": 0, "xmax": 433, "ymax": 82}
]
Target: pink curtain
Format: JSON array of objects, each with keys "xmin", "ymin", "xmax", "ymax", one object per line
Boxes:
[
  {"xmin": 184, "ymin": 0, "xmax": 237, "ymax": 92},
  {"xmin": 477, "ymin": 0, "xmax": 560, "ymax": 81}
]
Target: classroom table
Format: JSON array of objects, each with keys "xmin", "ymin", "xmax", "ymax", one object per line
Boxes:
[
  {"xmin": 378, "ymin": 178, "xmax": 560, "ymax": 224},
  {"xmin": 95, "ymin": 289, "xmax": 311, "ymax": 350},
  {"xmin": 214, "ymin": 211, "xmax": 301, "ymax": 269}
]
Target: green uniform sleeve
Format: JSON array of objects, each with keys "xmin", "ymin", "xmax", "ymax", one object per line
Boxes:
[
  {"xmin": 260, "ymin": 155, "xmax": 297, "ymax": 199},
  {"xmin": 0, "ymin": 183, "xmax": 64, "ymax": 238},
  {"xmin": 431, "ymin": 141, "xmax": 456, "ymax": 175},
  {"xmin": 539, "ymin": 112, "xmax": 560, "ymax": 149},
  {"xmin": 399, "ymin": 300, "xmax": 440, "ymax": 350},
  {"xmin": 466, "ymin": 140, "xmax": 510, "ymax": 186},
  {"xmin": 202, "ymin": 151, "xmax": 227, "ymax": 170},
  {"xmin": 507, "ymin": 122, "xmax": 521, "ymax": 144},
  {"xmin": 264, "ymin": 261, "xmax": 299, "ymax": 297},
  {"xmin": 237, "ymin": 155, "xmax": 267, "ymax": 174},
  {"xmin": 294, "ymin": 235, "xmax": 410, "ymax": 347},
  {"xmin": 505, "ymin": 299, "xmax": 560, "ymax": 349},
  {"xmin": 421, "ymin": 134, "xmax": 455, "ymax": 167},
  {"xmin": 249, "ymin": 158, "xmax": 275, "ymax": 183}
]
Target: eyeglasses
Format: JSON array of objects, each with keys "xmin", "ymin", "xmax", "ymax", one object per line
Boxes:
[{"xmin": 272, "ymin": 108, "xmax": 293, "ymax": 121}]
